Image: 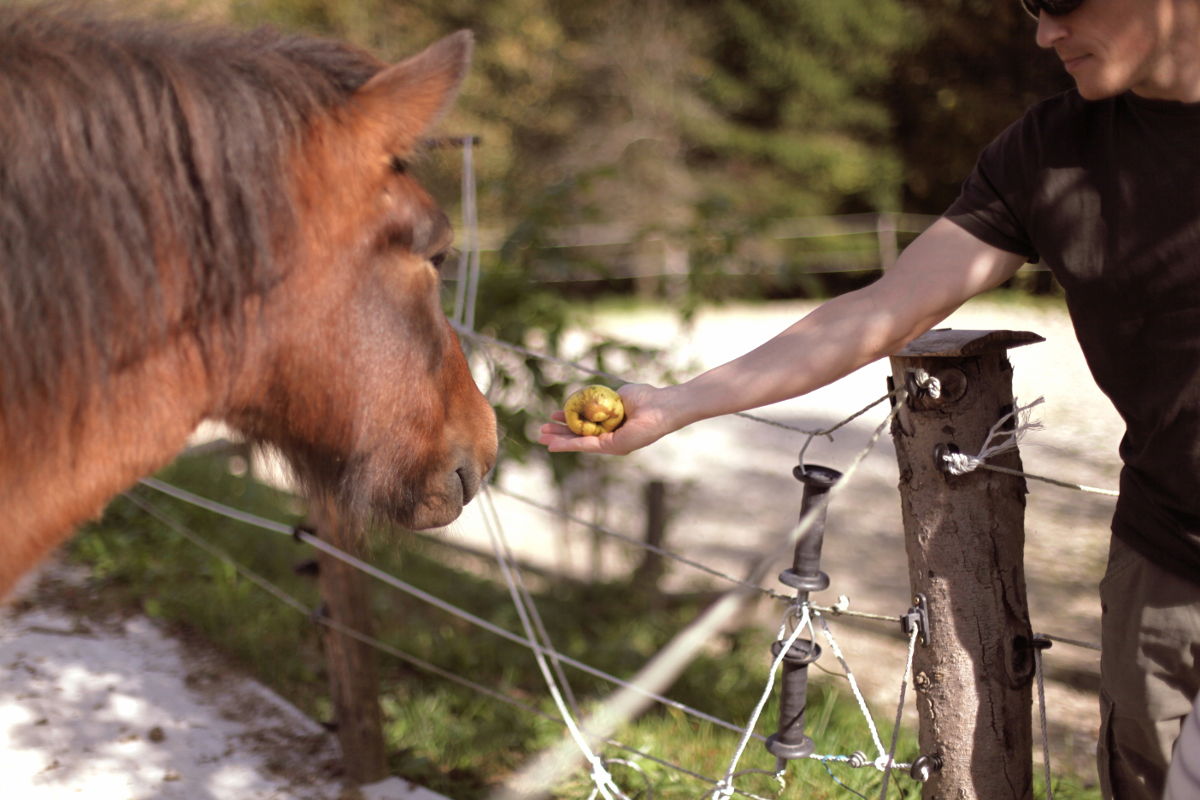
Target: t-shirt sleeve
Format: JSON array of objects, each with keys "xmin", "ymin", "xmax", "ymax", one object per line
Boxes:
[{"xmin": 944, "ymin": 113, "xmax": 1040, "ymax": 262}]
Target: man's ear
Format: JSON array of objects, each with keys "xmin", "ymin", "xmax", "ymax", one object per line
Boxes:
[{"xmin": 346, "ymin": 30, "xmax": 473, "ymax": 157}]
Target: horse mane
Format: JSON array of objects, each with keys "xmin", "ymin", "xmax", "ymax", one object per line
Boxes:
[{"xmin": 0, "ymin": 3, "xmax": 384, "ymax": 431}]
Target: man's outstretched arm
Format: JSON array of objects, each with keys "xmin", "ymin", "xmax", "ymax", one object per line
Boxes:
[{"xmin": 539, "ymin": 218, "xmax": 1027, "ymax": 455}]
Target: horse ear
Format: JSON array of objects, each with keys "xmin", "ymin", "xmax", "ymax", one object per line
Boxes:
[{"xmin": 348, "ymin": 30, "xmax": 473, "ymax": 156}]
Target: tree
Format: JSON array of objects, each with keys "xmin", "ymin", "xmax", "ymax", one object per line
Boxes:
[
  {"xmin": 685, "ymin": 0, "xmax": 920, "ymax": 217},
  {"xmin": 889, "ymin": 0, "xmax": 1072, "ymax": 213}
]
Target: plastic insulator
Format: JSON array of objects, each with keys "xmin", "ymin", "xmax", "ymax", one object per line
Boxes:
[{"xmin": 778, "ymin": 568, "xmax": 831, "ymax": 593}]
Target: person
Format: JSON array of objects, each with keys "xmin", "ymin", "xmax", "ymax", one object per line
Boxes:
[
  {"xmin": 539, "ymin": 1, "xmax": 1200, "ymax": 797},
  {"xmin": 1166, "ymin": 689, "xmax": 1200, "ymax": 798}
]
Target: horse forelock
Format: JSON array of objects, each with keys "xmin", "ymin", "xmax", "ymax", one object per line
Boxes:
[{"xmin": 0, "ymin": 3, "xmax": 384, "ymax": 440}]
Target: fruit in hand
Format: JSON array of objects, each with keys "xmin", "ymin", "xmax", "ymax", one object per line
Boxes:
[{"xmin": 563, "ymin": 385, "xmax": 624, "ymax": 436}]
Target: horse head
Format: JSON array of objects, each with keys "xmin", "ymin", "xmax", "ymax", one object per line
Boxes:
[{"xmin": 225, "ymin": 32, "xmax": 498, "ymax": 530}]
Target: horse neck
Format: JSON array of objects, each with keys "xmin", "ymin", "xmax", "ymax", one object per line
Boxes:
[{"xmin": 0, "ymin": 344, "xmax": 217, "ymax": 599}]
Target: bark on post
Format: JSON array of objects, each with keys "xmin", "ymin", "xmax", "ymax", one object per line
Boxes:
[
  {"xmin": 310, "ymin": 496, "xmax": 388, "ymax": 784},
  {"xmin": 888, "ymin": 329, "xmax": 1044, "ymax": 800}
]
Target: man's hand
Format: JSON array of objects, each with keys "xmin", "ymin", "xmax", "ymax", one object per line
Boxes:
[{"xmin": 538, "ymin": 383, "xmax": 676, "ymax": 455}]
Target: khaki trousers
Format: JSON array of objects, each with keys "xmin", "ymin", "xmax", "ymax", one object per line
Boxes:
[{"xmin": 1098, "ymin": 535, "xmax": 1200, "ymax": 800}]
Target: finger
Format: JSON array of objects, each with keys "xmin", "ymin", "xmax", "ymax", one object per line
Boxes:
[
  {"xmin": 549, "ymin": 410, "xmax": 566, "ymax": 422},
  {"xmin": 541, "ymin": 433, "xmax": 606, "ymax": 453}
]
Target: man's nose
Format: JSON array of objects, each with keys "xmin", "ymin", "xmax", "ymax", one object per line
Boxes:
[{"xmin": 1035, "ymin": 12, "xmax": 1070, "ymax": 49}]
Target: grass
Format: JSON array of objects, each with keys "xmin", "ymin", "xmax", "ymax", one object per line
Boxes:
[{"xmin": 69, "ymin": 452, "xmax": 1100, "ymax": 799}]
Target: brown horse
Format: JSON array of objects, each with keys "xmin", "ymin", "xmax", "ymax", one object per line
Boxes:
[{"xmin": 0, "ymin": 5, "xmax": 497, "ymax": 597}]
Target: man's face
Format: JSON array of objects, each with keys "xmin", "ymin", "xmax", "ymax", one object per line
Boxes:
[{"xmin": 1034, "ymin": 0, "xmax": 1183, "ymax": 100}]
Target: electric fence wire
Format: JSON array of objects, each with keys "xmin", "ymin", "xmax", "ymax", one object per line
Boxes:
[
  {"xmin": 711, "ymin": 604, "xmax": 812, "ymax": 800},
  {"xmin": 1034, "ymin": 635, "xmax": 1055, "ymax": 800},
  {"xmin": 454, "ymin": 323, "xmax": 896, "ymax": 440},
  {"xmin": 136, "ymin": 397, "xmax": 926, "ymax": 797},
  {"xmin": 480, "ymin": 388, "xmax": 917, "ymax": 797},
  {"xmin": 875, "ymin": 624, "xmax": 920, "ymax": 799},
  {"xmin": 134, "ymin": 381, "xmax": 1106, "ymax": 800},
  {"xmin": 478, "ymin": 485, "xmax": 628, "ymax": 800},
  {"xmin": 136, "ymin": 477, "xmax": 762, "ymax": 739},
  {"xmin": 457, "ymin": 323, "xmax": 1122, "ymax": 507},
  {"xmin": 460, "ymin": 328, "xmax": 1109, "ymax": 653},
  {"xmin": 131, "ymin": 457, "xmax": 1084, "ymax": 799},
  {"xmin": 118, "ymin": 488, "xmax": 781, "ymax": 800},
  {"xmin": 489, "ymin": 484, "xmax": 922, "ymax": 630},
  {"xmin": 441, "ymin": 141, "xmax": 1083, "ymax": 793}
]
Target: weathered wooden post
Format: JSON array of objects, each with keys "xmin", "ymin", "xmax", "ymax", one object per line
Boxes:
[
  {"xmin": 633, "ymin": 479, "xmax": 668, "ymax": 587},
  {"xmin": 888, "ymin": 329, "xmax": 1044, "ymax": 799},
  {"xmin": 309, "ymin": 495, "xmax": 389, "ymax": 784}
]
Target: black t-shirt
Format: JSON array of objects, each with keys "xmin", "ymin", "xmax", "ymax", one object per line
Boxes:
[{"xmin": 945, "ymin": 88, "xmax": 1200, "ymax": 582}]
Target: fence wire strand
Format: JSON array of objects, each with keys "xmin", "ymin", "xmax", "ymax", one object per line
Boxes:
[
  {"xmin": 126, "ymin": 327, "xmax": 1112, "ymax": 798},
  {"xmin": 133, "ymin": 395, "xmax": 926, "ymax": 798},
  {"xmin": 456, "ymin": 325, "xmax": 890, "ymax": 439},
  {"xmin": 136, "ymin": 478, "xmax": 759, "ymax": 739},
  {"xmin": 105, "ymin": 129, "xmax": 1110, "ymax": 795},
  {"xmin": 120, "ymin": 488, "xmax": 781, "ymax": 800}
]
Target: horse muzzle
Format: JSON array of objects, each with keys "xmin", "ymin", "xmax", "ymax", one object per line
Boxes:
[{"xmin": 405, "ymin": 447, "xmax": 492, "ymax": 530}]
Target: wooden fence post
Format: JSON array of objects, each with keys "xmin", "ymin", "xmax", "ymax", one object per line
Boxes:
[
  {"xmin": 310, "ymin": 495, "xmax": 389, "ymax": 785},
  {"xmin": 633, "ymin": 479, "xmax": 667, "ymax": 587},
  {"xmin": 888, "ymin": 329, "xmax": 1044, "ymax": 799}
]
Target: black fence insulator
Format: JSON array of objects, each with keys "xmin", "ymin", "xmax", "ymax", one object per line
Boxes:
[
  {"xmin": 779, "ymin": 465, "xmax": 841, "ymax": 594},
  {"xmin": 765, "ymin": 637, "xmax": 822, "ymax": 759},
  {"xmin": 766, "ymin": 463, "xmax": 842, "ymax": 761}
]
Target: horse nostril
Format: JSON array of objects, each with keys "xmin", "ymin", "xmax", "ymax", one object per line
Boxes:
[{"xmin": 456, "ymin": 466, "xmax": 480, "ymax": 505}]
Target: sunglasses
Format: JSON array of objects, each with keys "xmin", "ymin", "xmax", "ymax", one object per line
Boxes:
[{"xmin": 1019, "ymin": 0, "xmax": 1085, "ymax": 19}]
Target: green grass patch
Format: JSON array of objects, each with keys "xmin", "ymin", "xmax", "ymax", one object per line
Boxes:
[{"xmin": 70, "ymin": 453, "xmax": 1099, "ymax": 798}]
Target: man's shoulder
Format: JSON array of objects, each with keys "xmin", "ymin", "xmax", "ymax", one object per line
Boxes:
[
  {"xmin": 1020, "ymin": 88, "xmax": 1092, "ymax": 129},
  {"xmin": 983, "ymin": 88, "xmax": 1114, "ymax": 161},
  {"xmin": 1015, "ymin": 88, "xmax": 1120, "ymax": 135}
]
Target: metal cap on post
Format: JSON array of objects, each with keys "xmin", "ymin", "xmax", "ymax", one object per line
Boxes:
[{"xmin": 766, "ymin": 463, "xmax": 842, "ymax": 761}]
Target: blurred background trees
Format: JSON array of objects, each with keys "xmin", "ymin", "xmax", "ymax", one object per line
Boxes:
[
  {"xmin": 191, "ymin": 0, "xmax": 1073, "ymax": 467},
  {"xmin": 211, "ymin": 0, "xmax": 1067, "ymax": 246}
]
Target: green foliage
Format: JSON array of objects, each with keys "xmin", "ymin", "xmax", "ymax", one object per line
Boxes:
[
  {"xmin": 177, "ymin": 0, "xmax": 1071, "ymax": 305},
  {"xmin": 688, "ymin": 0, "xmax": 919, "ymax": 216},
  {"xmin": 216, "ymin": 0, "xmax": 1072, "ymax": 308},
  {"xmin": 225, "ymin": 0, "xmax": 923, "ymax": 285}
]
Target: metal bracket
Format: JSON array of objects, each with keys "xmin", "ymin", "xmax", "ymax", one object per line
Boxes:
[{"xmin": 900, "ymin": 593, "xmax": 931, "ymax": 645}]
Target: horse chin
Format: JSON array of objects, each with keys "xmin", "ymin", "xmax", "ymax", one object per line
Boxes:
[
  {"xmin": 391, "ymin": 465, "xmax": 477, "ymax": 531},
  {"xmin": 401, "ymin": 494, "xmax": 461, "ymax": 530},
  {"xmin": 404, "ymin": 503, "xmax": 463, "ymax": 531}
]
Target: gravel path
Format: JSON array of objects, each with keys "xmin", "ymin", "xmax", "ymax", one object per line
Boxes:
[{"xmin": 0, "ymin": 566, "xmax": 449, "ymax": 800}]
